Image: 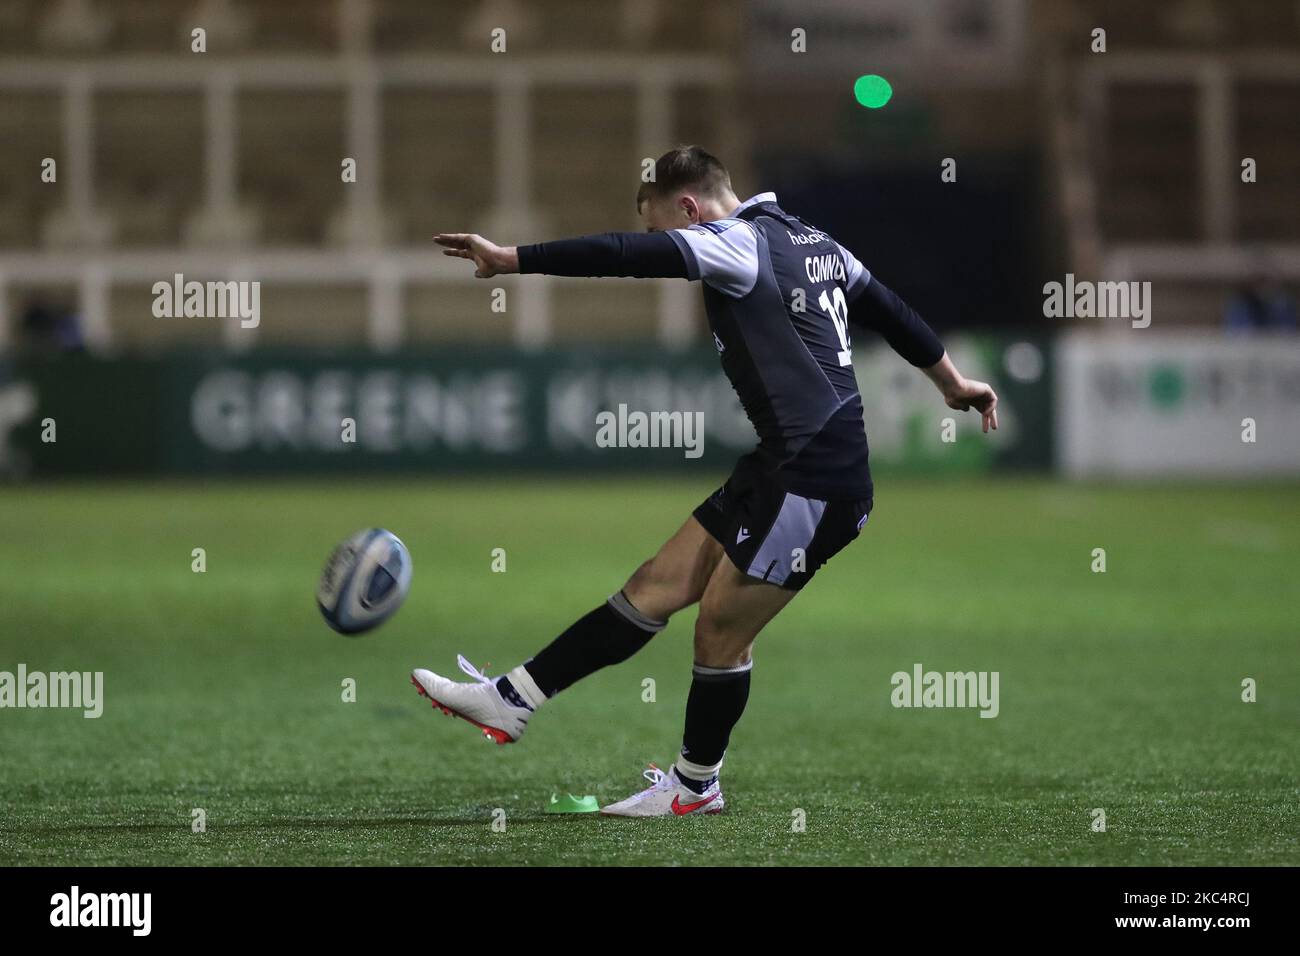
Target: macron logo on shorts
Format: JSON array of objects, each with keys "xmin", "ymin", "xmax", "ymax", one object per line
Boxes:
[{"xmin": 736, "ymin": 527, "xmax": 750, "ymax": 544}]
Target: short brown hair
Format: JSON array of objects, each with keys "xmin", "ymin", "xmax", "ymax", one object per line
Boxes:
[{"xmin": 636, "ymin": 145, "xmax": 732, "ymax": 210}]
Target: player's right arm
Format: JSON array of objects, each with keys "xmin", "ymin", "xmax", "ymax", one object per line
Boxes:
[
  {"xmin": 837, "ymin": 242, "xmax": 998, "ymax": 433},
  {"xmin": 922, "ymin": 352, "xmax": 999, "ymax": 433}
]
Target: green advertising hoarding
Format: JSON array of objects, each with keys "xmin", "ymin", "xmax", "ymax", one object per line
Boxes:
[{"xmin": 2, "ymin": 337, "xmax": 1051, "ymax": 478}]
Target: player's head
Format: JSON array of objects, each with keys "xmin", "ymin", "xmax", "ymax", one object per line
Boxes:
[{"xmin": 637, "ymin": 145, "xmax": 740, "ymax": 232}]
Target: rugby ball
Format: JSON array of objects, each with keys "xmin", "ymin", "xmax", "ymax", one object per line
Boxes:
[{"xmin": 317, "ymin": 528, "xmax": 413, "ymax": 635}]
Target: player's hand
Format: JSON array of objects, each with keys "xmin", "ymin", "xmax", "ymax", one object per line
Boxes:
[
  {"xmin": 944, "ymin": 378, "xmax": 999, "ymax": 433},
  {"xmin": 433, "ymin": 233, "xmax": 519, "ymax": 278}
]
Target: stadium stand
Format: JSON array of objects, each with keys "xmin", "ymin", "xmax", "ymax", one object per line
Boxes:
[{"xmin": 0, "ymin": 0, "xmax": 1296, "ymax": 347}]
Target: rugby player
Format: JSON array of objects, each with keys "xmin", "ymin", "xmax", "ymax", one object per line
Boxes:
[{"xmin": 415, "ymin": 146, "xmax": 997, "ymax": 816}]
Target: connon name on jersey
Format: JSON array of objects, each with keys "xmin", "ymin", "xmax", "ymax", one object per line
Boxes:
[{"xmin": 804, "ymin": 252, "xmax": 847, "ymax": 284}]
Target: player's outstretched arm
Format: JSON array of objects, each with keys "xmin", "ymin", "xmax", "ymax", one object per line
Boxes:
[
  {"xmin": 434, "ymin": 233, "xmax": 519, "ymax": 278},
  {"xmin": 434, "ymin": 231, "xmax": 689, "ymax": 280}
]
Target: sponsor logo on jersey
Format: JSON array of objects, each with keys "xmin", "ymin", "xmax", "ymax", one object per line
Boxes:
[{"xmin": 787, "ymin": 229, "xmax": 829, "ymax": 245}]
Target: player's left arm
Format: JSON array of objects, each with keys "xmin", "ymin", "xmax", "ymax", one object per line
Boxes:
[
  {"xmin": 839, "ymin": 243, "xmax": 998, "ymax": 433},
  {"xmin": 433, "ymin": 231, "xmax": 689, "ymax": 280},
  {"xmin": 433, "ymin": 223, "xmax": 758, "ymax": 296}
]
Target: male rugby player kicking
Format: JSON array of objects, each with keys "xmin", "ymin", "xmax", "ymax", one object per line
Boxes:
[{"xmin": 415, "ymin": 146, "xmax": 997, "ymax": 816}]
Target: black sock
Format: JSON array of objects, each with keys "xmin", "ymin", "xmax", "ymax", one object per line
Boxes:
[
  {"xmin": 523, "ymin": 590, "xmax": 665, "ymax": 698},
  {"xmin": 679, "ymin": 661, "xmax": 753, "ymax": 791}
]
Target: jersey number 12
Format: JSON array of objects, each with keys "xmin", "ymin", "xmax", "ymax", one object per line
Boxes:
[{"xmin": 817, "ymin": 288, "xmax": 853, "ymax": 366}]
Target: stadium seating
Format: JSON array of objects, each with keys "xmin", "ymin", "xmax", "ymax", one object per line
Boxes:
[{"xmin": 2, "ymin": 0, "xmax": 1296, "ymax": 349}]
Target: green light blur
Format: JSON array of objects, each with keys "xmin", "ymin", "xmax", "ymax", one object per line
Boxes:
[{"xmin": 854, "ymin": 74, "xmax": 893, "ymax": 109}]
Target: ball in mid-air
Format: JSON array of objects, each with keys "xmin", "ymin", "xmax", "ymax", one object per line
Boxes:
[{"xmin": 317, "ymin": 528, "xmax": 412, "ymax": 635}]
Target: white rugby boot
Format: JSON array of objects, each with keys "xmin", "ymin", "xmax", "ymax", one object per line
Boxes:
[
  {"xmin": 410, "ymin": 655, "xmax": 532, "ymax": 745},
  {"xmin": 600, "ymin": 764, "xmax": 724, "ymax": 817}
]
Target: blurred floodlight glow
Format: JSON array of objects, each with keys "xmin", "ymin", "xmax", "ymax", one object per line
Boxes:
[{"xmin": 853, "ymin": 74, "xmax": 893, "ymax": 108}]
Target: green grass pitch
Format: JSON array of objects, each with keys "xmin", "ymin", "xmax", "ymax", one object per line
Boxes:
[{"xmin": 0, "ymin": 477, "xmax": 1296, "ymax": 866}]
